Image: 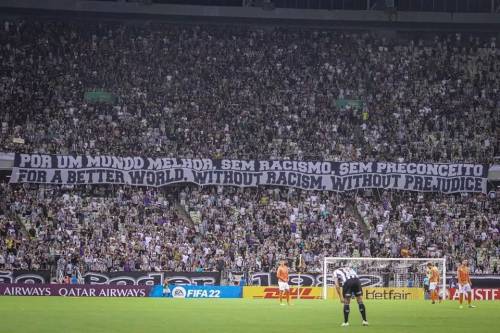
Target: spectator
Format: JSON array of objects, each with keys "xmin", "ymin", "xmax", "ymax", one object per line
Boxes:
[
  {"xmin": 0, "ymin": 19, "xmax": 498, "ymax": 278},
  {"xmin": 0, "ymin": 20, "xmax": 497, "ymax": 163}
]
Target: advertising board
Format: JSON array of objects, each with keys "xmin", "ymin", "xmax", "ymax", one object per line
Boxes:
[
  {"xmin": 0, "ymin": 270, "xmax": 221, "ymax": 285},
  {"xmin": 243, "ymin": 287, "xmax": 424, "ymax": 300},
  {"xmin": 0, "ymin": 283, "xmax": 151, "ymax": 297},
  {"xmin": 448, "ymin": 288, "xmax": 500, "ymax": 300},
  {"xmin": 153, "ymin": 285, "xmax": 242, "ymax": 298},
  {"xmin": 243, "ymin": 286, "xmax": 332, "ymax": 299}
]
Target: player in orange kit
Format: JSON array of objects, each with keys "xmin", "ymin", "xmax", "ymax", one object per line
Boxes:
[
  {"xmin": 457, "ymin": 259, "xmax": 476, "ymax": 309},
  {"xmin": 426, "ymin": 262, "xmax": 440, "ymax": 304},
  {"xmin": 276, "ymin": 260, "xmax": 291, "ymax": 306}
]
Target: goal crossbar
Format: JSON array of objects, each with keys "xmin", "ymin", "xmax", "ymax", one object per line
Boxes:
[
  {"xmin": 322, "ymin": 257, "xmax": 447, "ymax": 300},
  {"xmin": 326, "ymin": 257, "xmax": 445, "ymax": 262}
]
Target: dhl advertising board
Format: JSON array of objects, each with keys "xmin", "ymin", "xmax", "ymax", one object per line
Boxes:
[
  {"xmin": 243, "ymin": 286, "xmax": 332, "ymax": 299},
  {"xmin": 243, "ymin": 287, "xmax": 424, "ymax": 300}
]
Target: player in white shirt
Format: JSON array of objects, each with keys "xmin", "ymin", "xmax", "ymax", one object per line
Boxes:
[{"xmin": 333, "ymin": 267, "xmax": 369, "ymax": 327}]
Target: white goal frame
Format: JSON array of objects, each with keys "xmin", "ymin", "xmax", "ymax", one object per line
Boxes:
[{"xmin": 322, "ymin": 257, "xmax": 446, "ymax": 300}]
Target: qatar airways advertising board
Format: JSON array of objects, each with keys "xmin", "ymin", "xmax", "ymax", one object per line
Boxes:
[{"xmin": 0, "ymin": 283, "xmax": 151, "ymax": 297}]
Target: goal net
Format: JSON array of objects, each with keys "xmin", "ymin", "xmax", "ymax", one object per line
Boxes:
[{"xmin": 322, "ymin": 257, "xmax": 446, "ymax": 300}]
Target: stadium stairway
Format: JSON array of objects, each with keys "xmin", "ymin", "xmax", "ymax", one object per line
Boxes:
[
  {"xmin": 349, "ymin": 200, "xmax": 371, "ymax": 237},
  {"xmin": 174, "ymin": 202, "xmax": 195, "ymax": 225}
]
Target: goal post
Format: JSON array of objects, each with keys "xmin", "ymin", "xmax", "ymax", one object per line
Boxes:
[{"xmin": 322, "ymin": 257, "xmax": 446, "ymax": 300}]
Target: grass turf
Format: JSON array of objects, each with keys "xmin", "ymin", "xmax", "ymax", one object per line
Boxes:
[{"xmin": 0, "ymin": 297, "xmax": 498, "ymax": 333}]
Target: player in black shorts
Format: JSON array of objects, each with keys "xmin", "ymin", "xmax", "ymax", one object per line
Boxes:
[{"xmin": 333, "ymin": 267, "xmax": 368, "ymax": 327}]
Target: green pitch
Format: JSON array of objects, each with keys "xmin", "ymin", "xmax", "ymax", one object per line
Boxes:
[{"xmin": 0, "ymin": 297, "xmax": 498, "ymax": 333}]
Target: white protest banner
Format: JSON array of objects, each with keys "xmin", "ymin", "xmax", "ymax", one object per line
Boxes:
[{"xmin": 10, "ymin": 154, "xmax": 488, "ymax": 193}]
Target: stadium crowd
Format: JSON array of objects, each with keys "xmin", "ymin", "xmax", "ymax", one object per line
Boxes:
[
  {"xmin": 0, "ymin": 182, "xmax": 363, "ymax": 274},
  {"xmin": 0, "ymin": 19, "xmax": 498, "ymax": 162},
  {"xmin": 1, "ymin": 181, "xmax": 498, "ymax": 277},
  {"xmin": 356, "ymin": 191, "xmax": 499, "ymax": 274},
  {"xmin": 0, "ymin": 19, "xmax": 499, "ymax": 280}
]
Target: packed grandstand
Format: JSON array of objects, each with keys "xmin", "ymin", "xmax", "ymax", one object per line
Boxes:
[{"xmin": 0, "ymin": 18, "xmax": 499, "ymax": 285}]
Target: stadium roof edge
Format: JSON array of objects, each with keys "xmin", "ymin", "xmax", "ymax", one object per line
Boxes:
[{"xmin": 0, "ymin": 0, "xmax": 499, "ymax": 31}]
